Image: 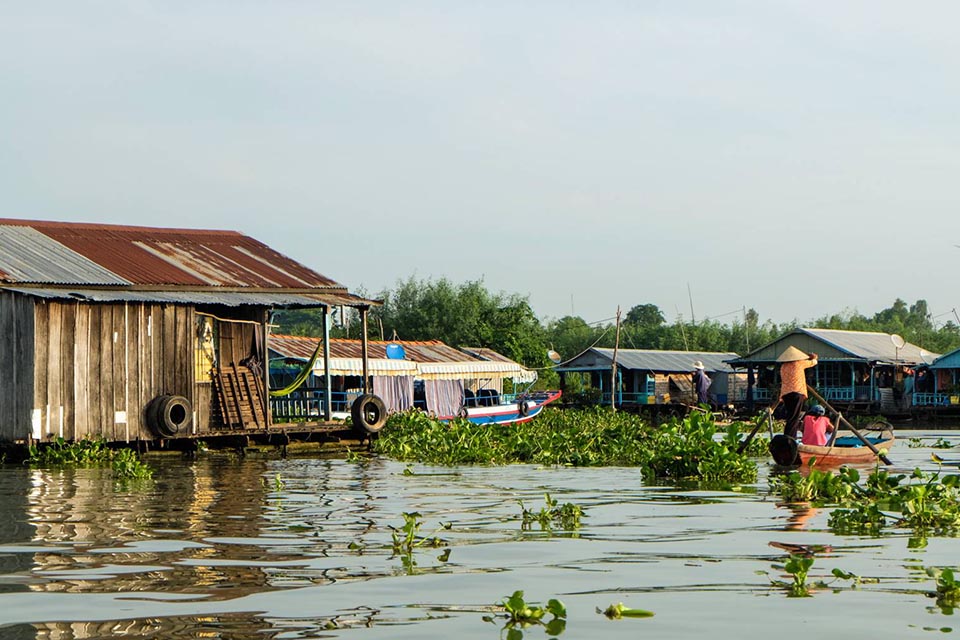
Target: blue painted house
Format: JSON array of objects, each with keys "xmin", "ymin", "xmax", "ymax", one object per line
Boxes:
[
  {"xmin": 727, "ymin": 328, "xmax": 935, "ymax": 414},
  {"xmin": 555, "ymin": 348, "xmax": 744, "ymax": 408}
]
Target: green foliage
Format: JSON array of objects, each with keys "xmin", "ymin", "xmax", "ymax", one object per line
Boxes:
[
  {"xmin": 770, "ymin": 466, "xmax": 859, "ymax": 504},
  {"xmin": 771, "ymin": 462, "xmax": 960, "ymax": 536},
  {"xmin": 28, "ymin": 438, "xmax": 152, "ymax": 482},
  {"xmin": 928, "ymin": 567, "xmax": 960, "ymax": 612},
  {"xmin": 519, "ymin": 494, "xmax": 584, "ymax": 532},
  {"xmin": 374, "ymin": 407, "xmax": 757, "ymax": 483},
  {"xmin": 110, "ymin": 448, "xmax": 153, "ymax": 480},
  {"xmin": 484, "ymin": 591, "xmax": 567, "ymax": 637},
  {"xmin": 390, "ymin": 512, "xmax": 450, "ymax": 554},
  {"xmin": 28, "ymin": 437, "xmax": 111, "ymax": 465},
  {"xmin": 784, "ymin": 555, "xmax": 815, "ymax": 597}
]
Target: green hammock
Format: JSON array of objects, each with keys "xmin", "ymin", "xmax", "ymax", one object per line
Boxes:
[{"xmin": 269, "ymin": 339, "xmax": 324, "ymax": 397}]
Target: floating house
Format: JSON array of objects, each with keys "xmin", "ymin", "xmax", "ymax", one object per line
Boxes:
[
  {"xmin": 916, "ymin": 347, "xmax": 960, "ymax": 409},
  {"xmin": 554, "ymin": 348, "xmax": 744, "ymax": 409},
  {"xmin": 0, "ymin": 218, "xmax": 374, "ymax": 447},
  {"xmin": 726, "ymin": 328, "xmax": 935, "ymax": 413},
  {"xmin": 268, "ymin": 336, "xmax": 536, "ymax": 420}
]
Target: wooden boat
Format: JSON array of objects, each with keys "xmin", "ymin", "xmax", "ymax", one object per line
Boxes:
[
  {"xmin": 442, "ymin": 390, "xmax": 562, "ymax": 426},
  {"xmin": 798, "ymin": 430, "xmax": 896, "ymax": 466}
]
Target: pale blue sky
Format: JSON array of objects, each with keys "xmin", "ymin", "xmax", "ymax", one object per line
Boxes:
[{"xmin": 2, "ymin": 2, "xmax": 958, "ymax": 327}]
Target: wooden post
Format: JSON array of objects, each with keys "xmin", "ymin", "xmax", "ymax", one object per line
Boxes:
[
  {"xmin": 322, "ymin": 304, "xmax": 333, "ymax": 421},
  {"xmin": 262, "ymin": 309, "xmax": 271, "ymax": 427},
  {"xmin": 360, "ymin": 306, "xmax": 370, "ymax": 395},
  {"xmin": 610, "ymin": 306, "xmax": 621, "ymax": 410}
]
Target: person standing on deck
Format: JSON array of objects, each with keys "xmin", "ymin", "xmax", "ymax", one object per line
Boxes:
[
  {"xmin": 692, "ymin": 361, "xmax": 711, "ymax": 406},
  {"xmin": 777, "ymin": 347, "xmax": 818, "ymax": 439}
]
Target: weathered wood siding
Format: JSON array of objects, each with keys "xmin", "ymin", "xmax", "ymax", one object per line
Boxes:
[
  {"xmin": 32, "ymin": 301, "xmax": 196, "ymax": 442},
  {"xmin": 0, "ymin": 292, "xmax": 36, "ymax": 442}
]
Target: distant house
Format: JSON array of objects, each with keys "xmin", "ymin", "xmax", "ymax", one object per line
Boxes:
[
  {"xmin": 918, "ymin": 347, "xmax": 960, "ymax": 407},
  {"xmin": 0, "ymin": 218, "xmax": 373, "ymax": 446},
  {"xmin": 268, "ymin": 336, "xmax": 535, "ymax": 419},
  {"xmin": 727, "ymin": 328, "xmax": 935, "ymax": 413},
  {"xmin": 554, "ymin": 348, "xmax": 743, "ymax": 408}
]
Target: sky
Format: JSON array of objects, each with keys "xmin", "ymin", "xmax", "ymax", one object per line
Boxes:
[{"xmin": 2, "ymin": 2, "xmax": 959, "ymax": 328}]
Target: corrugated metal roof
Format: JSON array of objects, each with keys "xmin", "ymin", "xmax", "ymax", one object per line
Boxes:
[
  {"xmin": 801, "ymin": 328, "xmax": 933, "ymax": 363},
  {"xmin": 0, "ymin": 225, "xmax": 131, "ymax": 286},
  {"xmin": 0, "ymin": 219, "xmax": 361, "ymax": 301},
  {"xmin": 2, "ymin": 286, "xmax": 371, "ymax": 308},
  {"xmin": 269, "ymin": 335, "xmax": 537, "ymax": 381},
  {"xmin": 560, "ymin": 348, "xmax": 738, "ymax": 373},
  {"xmin": 728, "ymin": 328, "xmax": 936, "ymax": 366},
  {"xmin": 460, "ymin": 346, "xmax": 520, "ymax": 364}
]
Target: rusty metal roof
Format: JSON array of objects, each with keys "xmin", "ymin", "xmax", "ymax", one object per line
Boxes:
[
  {"xmin": 269, "ymin": 335, "xmax": 536, "ymax": 382},
  {"xmin": 269, "ymin": 336, "xmax": 475, "ymax": 363},
  {"xmin": 0, "ymin": 218, "xmax": 374, "ymax": 306}
]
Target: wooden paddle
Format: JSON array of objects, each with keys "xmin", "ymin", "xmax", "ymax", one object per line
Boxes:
[
  {"xmin": 806, "ymin": 386, "xmax": 893, "ymax": 465},
  {"xmin": 737, "ymin": 402, "xmax": 780, "ymax": 454}
]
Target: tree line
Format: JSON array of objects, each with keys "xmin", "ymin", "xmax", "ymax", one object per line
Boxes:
[{"xmin": 274, "ymin": 277, "xmax": 960, "ymax": 388}]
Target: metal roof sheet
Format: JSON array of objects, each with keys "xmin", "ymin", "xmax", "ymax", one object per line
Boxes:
[
  {"xmin": 2, "ymin": 286, "xmax": 371, "ymax": 308},
  {"xmin": 727, "ymin": 328, "xmax": 936, "ymax": 365},
  {"xmin": 268, "ymin": 335, "xmax": 536, "ymax": 381},
  {"xmin": 0, "ymin": 225, "xmax": 131, "ymax": 286},
  {"xmin": 800, "ymin": 328, "xmax": 933, "ymax": 363},
  {"xmin": 559, "ymin": 348, "xmax": 738, "ymax": 373},
  {"xmin": 0, "ymin": 218, "xmax": 347, "ymax": 291}
]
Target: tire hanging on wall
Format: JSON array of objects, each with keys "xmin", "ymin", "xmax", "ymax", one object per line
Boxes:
[
  {"xmin": 351, "ymin": 394, "xmax": 388, "ymax": 437},
  {"xmin": 146, "ymin": 395, "xmax": 193, "ymax": 438}
]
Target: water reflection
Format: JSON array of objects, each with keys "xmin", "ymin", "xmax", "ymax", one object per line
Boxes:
[{"xmin": 0, "ymin": 431, "xmax": 958, "ymax": 639}]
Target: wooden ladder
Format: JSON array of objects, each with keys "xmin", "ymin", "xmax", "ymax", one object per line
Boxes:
[{"xmin": 214, "ymin": 364, "xmax": 267, "ymax": 429}]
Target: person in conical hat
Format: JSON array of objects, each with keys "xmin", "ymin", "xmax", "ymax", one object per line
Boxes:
[
  {"xmin": 777, "ymin": 347, "xmax": 818, "ymax": 442},
  {"xmin": 692, "ymin": 361, "xmax": 711, "ymax": 405}
]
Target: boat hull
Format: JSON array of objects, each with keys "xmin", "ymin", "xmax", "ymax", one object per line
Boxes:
[
  {"xmin": 444, "ymin": 390, "xmax": 562, "ymax": 426},
  {"xmin": 798, "ymin": 433, "xmax": 895, "ymax": 466}
]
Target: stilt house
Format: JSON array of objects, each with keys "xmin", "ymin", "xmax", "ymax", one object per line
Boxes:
[{"xmin": 0, "ymin": 218, "xmax": 373, "ymax": 445}]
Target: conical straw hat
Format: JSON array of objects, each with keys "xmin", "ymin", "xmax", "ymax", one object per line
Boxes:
[{"xmin": 776, "ymin": 346, "xmax": 808, "ymax": 363}]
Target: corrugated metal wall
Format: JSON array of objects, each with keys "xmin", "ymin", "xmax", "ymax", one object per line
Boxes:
[{"xmin": 0, "ymin": 291, "xmax": 36, "ymax": 441}]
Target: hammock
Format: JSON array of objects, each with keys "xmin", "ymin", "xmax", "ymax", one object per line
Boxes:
[{"xmin": 269, "ymin": 339, "xmax": 324, "ymax": 397}]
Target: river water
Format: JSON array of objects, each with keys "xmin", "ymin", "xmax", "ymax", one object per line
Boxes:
[{"xmin": 1, "ymin": 429, "xmax": 958, "ymax": 639}]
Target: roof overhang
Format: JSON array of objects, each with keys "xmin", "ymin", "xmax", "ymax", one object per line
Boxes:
[{"xmin": 1, "ymin": 285, "xmax": 378, "ymax": 308}]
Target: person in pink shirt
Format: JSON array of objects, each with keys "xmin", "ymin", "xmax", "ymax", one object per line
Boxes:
[{"xmin": 800, "ymin": 404, "xmax": 834, "ymax": 446}]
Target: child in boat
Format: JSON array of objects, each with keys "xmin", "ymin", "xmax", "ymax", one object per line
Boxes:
[{"xmin": 800, "ymin": 404, "xmax": 834, "ymax": 447}]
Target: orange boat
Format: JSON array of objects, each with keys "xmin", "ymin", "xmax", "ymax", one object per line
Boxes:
[{"xmin": 798, "ymin": 430, "xmax": 896, "ymax": 466}]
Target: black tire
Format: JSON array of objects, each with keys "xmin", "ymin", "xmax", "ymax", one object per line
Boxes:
[
  {"xmin": 457, "ymin": 405, "xmax": 470, "ymax": 420},
  {"xmin": 517, "ymin": 399, "xmax": 530, "ymax": 417},
  {"xmin": 147, "ymin": 394, "xmax": 192, "ymax": 438},
  {"xmin": 351, "ymin": 394, "xmax": 388, "ymax": 436}
]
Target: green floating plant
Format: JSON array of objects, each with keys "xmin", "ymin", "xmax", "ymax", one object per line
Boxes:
[
  {"xmin": 599, "ymin": 602, "xmax": 655, "ymax": 619},
  {"xmin": 483, "ymin": 591, "xmax": 566, "ymax": 637}
]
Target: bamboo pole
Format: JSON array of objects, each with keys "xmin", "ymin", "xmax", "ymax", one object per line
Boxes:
[{"xmin": 610, "ymin": 307, "xmax": 621, "ymax": 411}]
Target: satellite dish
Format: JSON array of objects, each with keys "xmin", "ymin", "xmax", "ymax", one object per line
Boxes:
[
  {"xmin": 920, "ymin": 349, "xmax": 934, "ymax": 365},
  {"xmin": 385, "ymin": 343, "xmax": 406, "ymax": 360},
  {"xmin": 547, "ymin": 349, "xmax": 562, "ymax": 364},
  {"xmin": 890, "ymin": 334, "xmax": 905, "ymax": 349}
]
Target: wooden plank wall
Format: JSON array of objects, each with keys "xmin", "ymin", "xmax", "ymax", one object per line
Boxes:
[
  {"xmin": 31, "ymin": 301, "xmax": 197, "ymax": 442},
  {"xmin": 0, "ymin": 292, "xmax": 36, "ymax": 442}
]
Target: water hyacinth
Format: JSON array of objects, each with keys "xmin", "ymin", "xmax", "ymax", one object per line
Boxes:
[{"xmin": 373, "ymin": 407, "xmax": 758, "ymax": 482}]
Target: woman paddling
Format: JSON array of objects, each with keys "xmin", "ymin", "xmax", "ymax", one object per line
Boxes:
[{"xmin": 776, "ymin": 346, "xmax": 818, "ymax": 440}]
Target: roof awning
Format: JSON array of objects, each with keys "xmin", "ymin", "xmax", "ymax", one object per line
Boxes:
[
  {"xmin": 311, "ymin": 358, "xmax": 417, "ymax": 377},
  {"xmin": 418, "ymin": 361, "xmax": 537, "ymax": 383}
]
